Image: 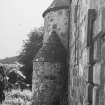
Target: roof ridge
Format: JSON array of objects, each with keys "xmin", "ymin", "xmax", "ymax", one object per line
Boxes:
[{"xmin": 43, "ymin": 0, "xmax": 69, "ymax": 17}]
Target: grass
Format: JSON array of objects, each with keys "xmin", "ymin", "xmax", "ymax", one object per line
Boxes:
[{"xmin": 2, "ymin": 89, "xmax": 32, "ymax": 105}]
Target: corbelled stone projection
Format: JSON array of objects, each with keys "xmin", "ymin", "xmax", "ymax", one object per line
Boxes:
[
  {"xmin": 32, "ymin": 0, "xmax": 105, "ymax": 105},
  {"xmin": 32, "ymin": 0, "xmax": 69, "ymax": 105}
]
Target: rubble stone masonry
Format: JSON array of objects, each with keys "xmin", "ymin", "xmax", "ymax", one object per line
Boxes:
[
  {"xmin": 32, "ymin": 0, "xmax": 69, "ymax": 105},
  {"xmin": 69, "ymin": 0, "xmax": 105, "ymax": 105}
]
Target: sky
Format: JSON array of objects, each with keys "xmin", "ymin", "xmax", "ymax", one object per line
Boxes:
[{"xmin": 0, "ymin": 0, "xmax": 53, "ymax": 59}]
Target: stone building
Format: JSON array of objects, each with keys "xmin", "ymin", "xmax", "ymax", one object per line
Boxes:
[
  {"xmin": 69, "ymin": 0, "xmax": 105, "ymax": 105},
  {"xmin": 32, "ymin": 0, "xmax": 105, "ymax": 105}
]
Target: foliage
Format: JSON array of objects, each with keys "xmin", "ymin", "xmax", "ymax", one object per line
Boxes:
[
  {"xmin": 0, "ymin": 63, "xmax": 25, "ymax": 88},
  {"xmin": 18, "ymin": 28, "xmax": 44, "ymax": 84},
  {"xmin": 2, "ymin": 89, "xmax": 32, "ymax": 105}
]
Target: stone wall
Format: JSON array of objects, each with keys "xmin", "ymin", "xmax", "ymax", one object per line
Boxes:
[
  {"xmin": 32, "ymin": 61, "xmax": 66, "ymax": 105},
  {"xmin": 69, "ymin": 0, "xmax": 88, "ymax": 104},
  {"xmin": 69, "ymin": 0, "xmax": 105, "ymax": 105}
]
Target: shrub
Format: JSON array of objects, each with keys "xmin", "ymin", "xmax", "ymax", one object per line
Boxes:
[{"xmin": 2, "ymin": 89, "xmax": 32, "ymax": 105}]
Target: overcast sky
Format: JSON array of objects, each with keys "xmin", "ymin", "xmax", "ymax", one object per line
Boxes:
[{"xmin": 0, "ymin": 0, "xmax": 53, "ymax": 59}]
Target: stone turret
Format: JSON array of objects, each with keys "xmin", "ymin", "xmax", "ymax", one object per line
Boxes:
[
  {"xmin": 32, "ymin": 0, "xmax": 69, "ymax": 105},
  {"xmin": 43, "ymin": 0, "xmax": 69, "ymax": 49}
]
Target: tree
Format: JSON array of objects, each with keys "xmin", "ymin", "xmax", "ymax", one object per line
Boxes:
[{"xmin": 18, "ymin": 28, "xmax": 44, "ymax": 84}]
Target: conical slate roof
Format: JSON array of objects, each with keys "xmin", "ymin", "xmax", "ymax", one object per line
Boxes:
[
  {"xmin": 43, "ymin": 0, "xmax": 69, "ymax": 17},
  {"xmin": 34, "ymin": 31, "xmax": 67, "ymax": 62}
]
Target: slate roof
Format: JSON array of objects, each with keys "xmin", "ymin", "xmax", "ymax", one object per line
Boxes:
[
  {"xmin": 34, "ymin": 31, "xmax": 67, "ymax": 63},
  {"xmin": 43, "ymin": 0, "xmax": 69, "ymax": 17}
]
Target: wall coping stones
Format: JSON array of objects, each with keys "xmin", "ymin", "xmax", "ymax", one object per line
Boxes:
[{"xmin": 43, "ymin": 6, "xmax": 69, "ymax": 17}]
